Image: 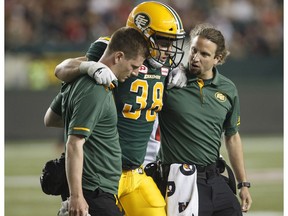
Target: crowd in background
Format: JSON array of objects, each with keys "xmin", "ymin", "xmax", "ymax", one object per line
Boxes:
[{"xmin": 5, "ymin": 0, "xmax": 283, "ymax": 58}]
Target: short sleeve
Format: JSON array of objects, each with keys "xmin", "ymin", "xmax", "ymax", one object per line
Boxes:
[{"xmin": 50, "ymin": 92, "xmax": 62, "ymax": 116}]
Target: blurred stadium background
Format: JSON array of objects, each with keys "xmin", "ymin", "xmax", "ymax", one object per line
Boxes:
[{"xmin": 5, "ymin": 0, "xmax": 283, "ymax": 215}]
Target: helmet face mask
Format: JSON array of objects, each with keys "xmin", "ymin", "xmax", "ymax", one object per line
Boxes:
[
  {"xmin": 148, "ymin": 33, "xmax": 185, "ymax": 68},
  {"xmin": 126, "ymin": 1, "xmax": 186, "ymax": 68}
]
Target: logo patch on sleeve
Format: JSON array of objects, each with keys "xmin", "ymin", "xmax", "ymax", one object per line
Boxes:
[{"xmin": 139, "ymin": 65, "xmax": 148, "ymax": 74}]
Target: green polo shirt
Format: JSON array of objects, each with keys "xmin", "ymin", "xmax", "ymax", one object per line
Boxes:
[
  {"xmin": 159, "ymin": 67, "xmax": 240, "ymax": 166},
  {"xmin": 50, "ymin": 75, "xmax": 122, "ymax": 195}
]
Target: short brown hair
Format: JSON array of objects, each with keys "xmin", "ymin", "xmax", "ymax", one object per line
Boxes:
[{"xmin": 106, "ymin": 27, "xmax": 149, "ymax": 60}]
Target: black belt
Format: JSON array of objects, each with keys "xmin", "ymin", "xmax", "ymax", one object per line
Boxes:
[
  {"xmin": 195, "ymin": 163, "xmax": 217, "ymax": 172},
  {"xmin": 161, "ymin": 161, "xmax": 236, "ymax": 194},
  {"xmin": 196, "ymin": 163, "xmax": 220, "ymax": 179},
  {"xmin": 162, "ymin": 163, "xmax": 219, "ymax": 179}
]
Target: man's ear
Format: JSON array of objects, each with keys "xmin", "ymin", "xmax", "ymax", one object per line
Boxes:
[
  {"xmin": 114, "ymin": 51, "xmax": 125, "ymax": 64},
  {"xmin": 214, "ymin": 54, "xmax": 222, "ymax": 65}
]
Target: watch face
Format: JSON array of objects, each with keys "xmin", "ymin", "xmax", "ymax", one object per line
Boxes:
[
  {"xmin": 238, "ymin": 182, "xmax": 251, "ymax": 189},
  {"xmin": 244, "ymin": 182, "xmax": 251, "ymax": 187}
]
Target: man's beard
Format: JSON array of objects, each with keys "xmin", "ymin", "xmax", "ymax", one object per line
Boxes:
[{"xmin": 188, "ymin": 63, "xmax": 201, "ymax": 76}]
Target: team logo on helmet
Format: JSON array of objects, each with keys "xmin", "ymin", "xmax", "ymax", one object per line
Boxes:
[
  {"xmin": 134, "ymin": 13, "xmax": 150, "ymax": 31},
  {"xmin": 215, "ymin": 92, "xmax": 227, "ymax": 102}
]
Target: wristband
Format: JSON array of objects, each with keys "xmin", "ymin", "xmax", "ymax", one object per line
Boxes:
[
  {"xmin": 79, "ymin": 61, "xmax": 93, "ymax": 74},
  {"xmin": 237, "ymin": 182, "xmax": 251, "ymax": 189}
]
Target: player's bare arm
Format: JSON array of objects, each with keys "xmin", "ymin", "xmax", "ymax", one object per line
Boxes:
[
  {"xmin": 65, "ymin": 135, "xmax": 89, "ymax": 216},
  {"xmin": 225, "ymin": 132, "xmax": 247, "ymax": 182},
  {"xmin": 225, "ymin": 132, "xmax": 252, "ymax": 212},
  {"xmin": 55, "ymin": 56, "xmax": 117, "ymax": 87},
  {"xmin": 44, "ymin": 107, "xmax": 64, "ymax": 128},
  {"xmin": 55, "ymin": 56, "xmax": 87, "ymax": 83}
]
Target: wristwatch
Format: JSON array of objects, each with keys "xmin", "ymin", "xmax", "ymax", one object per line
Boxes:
[{"xmin": 237, "ymin": 182, "xmax": 251, "ymax": 189}]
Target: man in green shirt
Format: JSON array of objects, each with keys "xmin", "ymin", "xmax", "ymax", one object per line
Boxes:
[
  {"xmin": 52, "ymin": 2, "xmax": 186, "ymax": 216},
  {"xmin": 159, "ymin": 24, "xmax": 252, "ymax": 215},
  {"xmin": 44, "ymin": 27, "xmax": 149, "ymax": 216}
]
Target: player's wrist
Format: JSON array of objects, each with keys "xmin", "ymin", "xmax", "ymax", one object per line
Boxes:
[
  {"xmin": 237, "ymin": 181, "xmax": 251, "ymax": 189},
  {"xmin": 79, "ymin": 61, "xmax": 93, "ymax": 74}
]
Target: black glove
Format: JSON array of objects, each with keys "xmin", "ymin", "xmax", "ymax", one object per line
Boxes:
[{"xmin": 40, "ymin": 153, "xmax": 69, "ymax": 196}]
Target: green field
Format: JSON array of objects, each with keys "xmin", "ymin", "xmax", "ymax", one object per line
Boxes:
[
  {"xmin": 220, "ymin": 136, "xmax": 283, "ymax": 214},
  {"xmin": 5, "ymin": 136, "xmax": 283, "ymax": 216}
]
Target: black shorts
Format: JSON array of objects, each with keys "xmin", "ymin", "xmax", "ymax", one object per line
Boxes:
[{"xmin": 83, "ymin": 188, "xmax": 123, "ymax": 216}]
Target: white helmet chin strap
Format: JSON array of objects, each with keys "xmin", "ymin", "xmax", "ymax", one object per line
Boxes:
[{"xmin": 147, "ymin": 58, "xmax": 164, "ymax": 69}]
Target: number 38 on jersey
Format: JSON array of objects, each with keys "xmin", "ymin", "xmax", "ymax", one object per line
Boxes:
[{"xmin": 122, "ymin": 79, "xmax": 164, "ymax": 122}]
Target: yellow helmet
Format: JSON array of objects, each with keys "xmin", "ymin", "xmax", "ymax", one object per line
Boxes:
[{"xmin": 126, "ymin": 1, "xmax": 186, "ymax": 68}]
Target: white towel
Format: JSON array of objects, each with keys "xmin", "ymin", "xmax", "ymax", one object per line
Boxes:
[
  {"xmin": 57, "ymin": 199, "xmax": 91, "ymax": 216},
  {"xmin": 166, "ymin": 164, "xmax": 199, "ymax": 216}
]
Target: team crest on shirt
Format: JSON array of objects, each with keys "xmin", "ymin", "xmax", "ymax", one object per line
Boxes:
[
  {"xmin": 215, "ymin": 92, "xmax": 227, "ymax": 102},
  {"xmin": 161, "ymin": 67, "xmax": 169, "ymax": 76},
  {"xmin": 139, "ymin": 65, "xmax": 148, "ymax": 74}
]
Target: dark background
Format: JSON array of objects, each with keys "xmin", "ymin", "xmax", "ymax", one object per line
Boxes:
[{"xmin": 5, "ymin": 0, "xmax": 283, "ymax": 140}]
